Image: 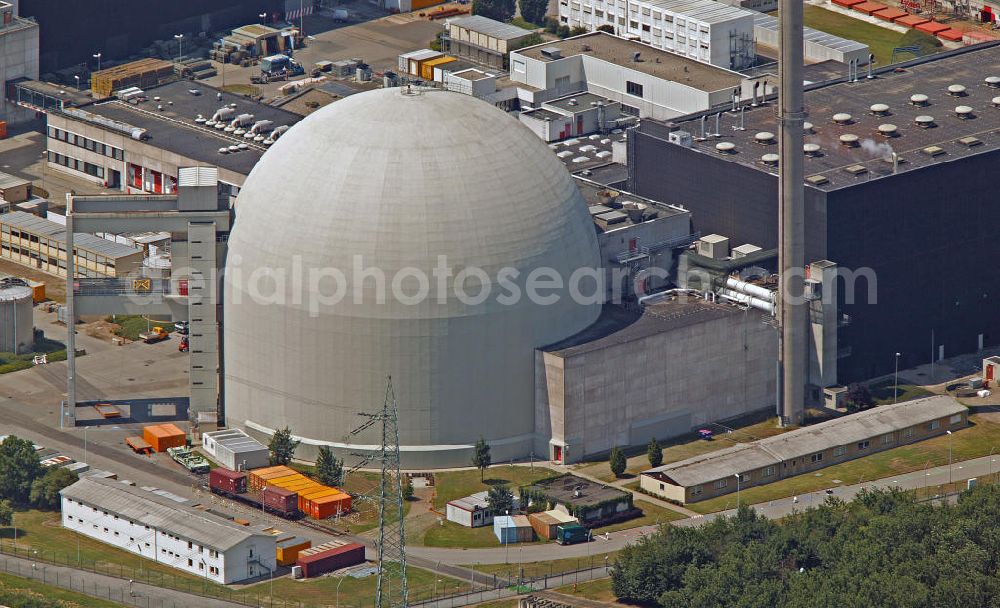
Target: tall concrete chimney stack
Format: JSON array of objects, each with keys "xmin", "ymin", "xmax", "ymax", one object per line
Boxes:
[{"xmin": 778, "ymin": 0, "xmax": 806, "ymax": 426}]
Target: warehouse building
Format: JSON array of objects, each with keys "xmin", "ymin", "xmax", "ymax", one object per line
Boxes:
[
  {"xmin": 641, "ymin": 396, "xmax": 969, "ymax": 503},
  {"xmin": 202, "ymin": 428, "xmax": 269, "ymax": 471},
  {"xmin": 61, "ymin": 476, "xmax": 277, "ymax": 584},
  {"xmin": 0, "ymin": 210, "xmax": 143, "ymax": 278},
  {"xmin": 510, "ymin": 32, "xmax": 769, "ymax": 121},
  {"xmin": 0, "ymin": 0, "xmax": 39, "ymax": 124},
  {"xmin": 45, "ymin": 80, "xmax": 302, "ymax": 200},
  {"xmin": 627, "ymin": 43, "xmax": 1000, "ymax": 382},
  {"xmin": 753, "ymin": 14, "xmax": 870, "ymax": 67},
  {"xmin": 445, "ymin": 15, "xmax": 539, "ymax": 70},
  {"xmin": 558, "ymin": 0, "xmax": 757, "ymax": 70}
]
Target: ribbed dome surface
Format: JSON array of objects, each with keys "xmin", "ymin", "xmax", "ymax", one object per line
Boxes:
[{"xmin": 223, "ymin": 88, "xmax": 602, "ymax": 468}]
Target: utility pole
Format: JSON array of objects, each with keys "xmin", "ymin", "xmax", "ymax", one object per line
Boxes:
[
  {"xmin": 777, "ymin": 0, "xmax": 806, "ymax": 427},
  {"xmin": 348, "ymin": 377, "xmax": 408, "ymax": 608}
]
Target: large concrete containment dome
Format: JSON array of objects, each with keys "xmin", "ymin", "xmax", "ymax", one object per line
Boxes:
[
  {"xmin": 0, "ymin": 279, "xmax": 34, "ymax": 354},
  {"xmin": 223, "ymin": 88, "xmax": 602, "ymax": 468}
]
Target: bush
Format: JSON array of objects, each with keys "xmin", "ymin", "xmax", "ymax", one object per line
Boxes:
[
  {"xmin": 30, "ymin": 467, "xmax": 78, "ymax": 510},
  {"xmin": 610, "ymin": 446, "xmax": 627, "ymax": 478}
]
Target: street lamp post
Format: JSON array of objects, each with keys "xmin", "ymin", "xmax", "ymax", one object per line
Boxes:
[
  {"xmin": 74, "ymin": 75, "xmax": 80, "ymax": 90},
  {"xmin": 259, "ymin": 12, "xmax": 267, "ymax": 24},
  {"xmin": 990, "ymin": 446, "xmax": 997, "ymax": 480},
  {"xmin": 93, "ymin": 52, "xmax": 102, "ymax": 72},
  {"xmin": 946, "ymin": 430, "xmax": 954, "ymax": 485},
  {"xmin": 893, "ymin": 352, "xmax": 901, "ymax": 404},
  {"xmin": 336, "ymin": 575, "xmax": 346, "ymax": 607},
  {"xmin": 174, "ymin": 34, "xmax": 184, "ymax": 63}
]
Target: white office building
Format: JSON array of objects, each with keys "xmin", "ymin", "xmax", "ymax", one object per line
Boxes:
[
  {"xmin": 202, "ymin": 428, "xmax": 269, "ymax": 471},
  {"xmin": 61, "ymin": 476, "xmax": 276, "ymax": 584},
  {"xmin": 511, "ymin": 32, "xmax": 768, "ymax": 121},
  {"xmin": 558, "ymin": 0, "xmax": 756, "ymax": 70}
]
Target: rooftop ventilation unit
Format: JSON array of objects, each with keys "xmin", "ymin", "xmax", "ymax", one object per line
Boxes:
[
  {"xmin": 567, "ymin": 98, "xmax": 578, "ymax": 106},
  {"xmin": 986, "ymin": 76, "xmax": 1000, "ymax": 89},
  {"xmin": 993, "ymin": 96, "xmax": 1000, "ymax": 107},
  {"xmin": 194, "ymin": 114, "xmax": 206, "ymax": 123},
  {"xmin": 805, "ymin": 174, "xmax": 829, "ymax": 185},
  {"xmin": 877, "ymin": 123, "xmax": 898, "ymax": 137},
  {"xmin": 754, "ymin": 131, "xmax": 775, "ymax": 144},
  {"xmin": 715, "ymin": 142, "xmax": 736, "ymax": 153},
  {"xmin": 218, "ymin": 147, "xmax": 229, "ymax": 154},
  {"xmin": 839, "ymin": 133, "xmax": 859, "ymax": 147},
  {"xmin": 844, "ymin": 164, "xmax": 867, "ymax": 176},
  {"xmin": 914, "ymin": 115, "xmax": 935, "ymax": 128},
  {"xmin": 922, "ymin": 145, "xmax": 945, "ymax": 156},
  {"xmin": 761, "ymin": 153, "xmax": 779, "ymax": 166},
  {"xmin": 957, "ymin": 136, "xmax": 982, "ymax": 147},
  {"xmin": 870, "ymin": 103, "xmax": 889, "ymax": 116},
  {"xmin": 803, "ymin": 121, "xmax": 814, "ymax": 132},
  {"xmin": 955, "ymin": 105, "xmax": 974, "ymax": 119},
  {"xmin": 947, "ymin": 84, "xmax": 967, "ymax": 96},
  {"xmin": 803, "ymin": 143, "xmax": 821, "ymax": 156},
  {"xmin": 540, "ymin": 47, "xmax": 562, "ymax": 60},
  {"xmin": 832, "ymin": 113, "xmax": 852, "ymax": 124},
  {"xmin": 668, "ymin": 130, "xmax": 693, "ymax": 148},
  {"xmin": 910, "ymin": 94, "xmax": 929, "ymax": 106}
]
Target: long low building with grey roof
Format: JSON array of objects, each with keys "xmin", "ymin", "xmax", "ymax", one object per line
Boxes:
[
  {"xmin": 641, "ymin": 396, "xmax": 968, "ymax": 503},
  {"xmin": 61, "ymin": 476, "xmax": 276, "ymax": 583}
]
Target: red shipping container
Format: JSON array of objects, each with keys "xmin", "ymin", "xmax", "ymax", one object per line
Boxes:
[
  {"xmin": 209, "ymin": 468, "xmax": 247, "ymax": 495},
  {"xmin": 262, "ymin": 486, "xmax": 298, "ymax": 516},
  {"xmin": 296, "ymin": 541, "xmax": 365, "ymax": 578}
]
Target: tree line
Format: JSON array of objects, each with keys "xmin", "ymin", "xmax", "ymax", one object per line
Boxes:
[
  {"xmin": 0, "ymin": 435, "xmax": 80, "ymax": 526},
  {"xmin": 612, "ymin": 485, "xmax": 1000, "ymax": 607}
]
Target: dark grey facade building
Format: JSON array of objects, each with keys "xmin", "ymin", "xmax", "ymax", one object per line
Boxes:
[{"xmin": 627, "ymin": 43, "xmax": 1000, "ymax": 383}]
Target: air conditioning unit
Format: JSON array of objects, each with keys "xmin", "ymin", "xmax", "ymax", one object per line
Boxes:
[{"xmin": 668, "ymin": 130, "xmax": 693, "ymax": 148}]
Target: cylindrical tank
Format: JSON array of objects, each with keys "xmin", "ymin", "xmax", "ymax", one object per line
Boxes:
[{"xmin": 0, "ymin": 280, "xmax": 34, "ymax": 354}]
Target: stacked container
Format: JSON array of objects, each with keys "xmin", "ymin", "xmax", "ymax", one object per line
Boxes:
[
  {"xmin": 209, "ymin": 468, "xmax": 248, "ymax": 495},
  {"xmin": 296, "ymin": 541, "xmax": 365, "ymax": 578}
]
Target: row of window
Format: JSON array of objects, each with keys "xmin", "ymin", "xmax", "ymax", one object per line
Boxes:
[
  {"xmin": 1, "ymin": 229, "xmax": 118, "ymax": 270},
  {"xmin": 49, "ymin": 151, "xmax": 105, "ymax": 179},
  {"xmin": 692, "ymin": 415, "xmax": 965, "ymax": 495},
  {"xmin": 49, "ymin": 126, "xmax": 124, "ymax": 160}
]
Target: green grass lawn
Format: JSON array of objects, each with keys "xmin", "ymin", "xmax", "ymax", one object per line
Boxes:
[
  {"xmin": 0, "ymin": 572, "xmax": 126, "ymax": 607},
  {"xmin": 432, "ymin": 466, "xmax": 558, "ymax": 510},
  {"xmin": 510, "ymin": 16, "xmax": 542, "ymax": 30},
  {"xmin": 870, "ymin": 381, "xmax": 932, "ymax": 406},
  {"xmin": 422, "ymin": 520, "xmax": 520, "ymax": 548},
  {"xmin": 106, "ymin": 315, "xmax": 175, "ymax": 341},
  {"xmin": 221, "ymin": 84, "xmax": 257, "ymax": 96},
  {"xmin": 799, "ymin": 5, "xmax": 942, "ymax": 65},
  {"xmin": 574, "ymin": 415, "xmax": 790, "ymax": 482},
  {"xmin": 0, "ymin": 335, "xmax": 67, "ymax": 374},
  {"xmin": 686, "ymin": 413, "xmax": 1000, "ymax": 513},
  {"xmin": 592, "ymin": 500, "xmax": 686, "ymax": 534},
  {"xmin": 249, "ymin": 565, "xmax": 469, "ymax": 608},
  {"xmin": 555, "ymin": 577, "xmax": 617, "ymax": 603},
  {"xmin": 469, "ymin": 550, "xmax": 620, "ymax": 580}
]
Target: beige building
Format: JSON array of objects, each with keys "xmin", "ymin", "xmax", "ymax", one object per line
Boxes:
[
  {"xmin": 534, "ymin": 296, "xmax": 778, "ymax": 464},
  {"xmin": 446, "ymin": 15, "xmax": 538, "ymax": 70},
  {"xmin": 641, "ymin": 396, "xmax": 969, "ymax": 504},
  {"xmin": 0, "ymin": 210, "xmax": 143, "ymax": 278}
]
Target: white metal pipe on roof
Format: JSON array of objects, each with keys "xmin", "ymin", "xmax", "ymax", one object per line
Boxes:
[{"xmin": 725, "ymin": 277, "xmax": 775, "ymax": 302}]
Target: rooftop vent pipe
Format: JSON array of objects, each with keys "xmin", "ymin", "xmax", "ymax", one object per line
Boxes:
[
  {"xmin": 914, "ymin": 115, "xmax": 935, "ymax": 128},
  {"xmin": 803, "ymin": 121, "xmax": 813, "ymax": 132},
  {"xmin": 803, "ymin": 143, "xmax": 821, "ymax": 156},
  {"xmin": 833, "ymin": 113, "xmax": 852, "ymax": 124},
  {"xmin": 839, "ymin": 133, "xmax": 859, "ymax": 147},
  {"xmin": 910, "ymin": 94, "xmax": 929, "ymax": 106},
  {"xmin": 877, "ymin": 123, "xmax": 898, "ymax": 137},
  {"xmin": 761, "ymin": 153, "xmax": 779, "ymax": 166},
  {"xmin": 955, "ymin": 105, "xmax": 973, "ymax": 119},
  {"xmin": 947, "ymin": 84, "xmax": 967, "ymax": 96},
  {"xmin": 866, "ymin": 53, "xmax": 875, "ymax": 79},
  {"xmin": 715, "ymin": 142, "xmax": 736, "ymax": 153},
  {"xmin": 870, "ymin": 103, "xmax": 889, "ymax": 116},
  {"xmin": 754, "ymin": 131, "xmax": 776, "ymax": 144},
  {"xmin": 986, "ymin": 76, "xmax": 1000, "ymax": 88},
  {"xmin": 993, "ymin": 96, "xmax": 1000, "ymax": 107}
]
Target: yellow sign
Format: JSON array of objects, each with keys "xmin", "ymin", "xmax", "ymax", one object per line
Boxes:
[{"xmin": 132, "ymin": 279, "xmax": 151, "ymax": 291}]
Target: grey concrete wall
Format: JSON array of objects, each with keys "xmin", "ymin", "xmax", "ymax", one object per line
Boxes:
[
  {"xmin": 0, "ymin": 17, "xmax": 39, "ymax": 123},
  {"xmin": 536, "ymin": 306, "xmax": 778, "ymax": 462}
]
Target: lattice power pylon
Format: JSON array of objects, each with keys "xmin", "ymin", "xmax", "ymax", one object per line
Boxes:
[{"xmin": 347, "ymin": 376, "xmax": 408, "ymax": 608}]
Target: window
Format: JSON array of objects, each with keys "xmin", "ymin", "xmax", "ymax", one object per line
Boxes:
[
  {"xmin": 626, "ymin": 81, "xmax": 644, "ymax": 98},
  {"xmin": 881, "ymin": 433, "xmax": 893, "ymax": 445},
  {"xmin": 740, "ymin": 473, "xmax": 750, "ymax": 483},
  {"xmin": 950, "ymin": 414, "xmax": 962, "ymax": 425},
  {"xmin": 857, "ymin": 440, "xmax": 870, "ymax": 450},
  {"xmin": 834, "ymin": 446, "xmax": 847, "ymax": 457},
  {"xmin": 188, "ymin": 541, "xmax": 193, "ymax": 550},
  {"xmin": 692, "ymin": 485, "xmax": 703, "ymax": 496},
  {"xmin": 902, "ymin": 427, "xmax": 914, "ymax": 439},
  {"xmin": 199, "ymin": 562, "xmax": 204, "ymax": 570},
  {"xmin": 659, "ymin": 483, "xmax": 664, "ymax": 490},
  {"xmin": 763, "ymin": 466, "xmax": 775, "ymax": 477},
  {"xmin": 810, "ymin": 452, "xmax": 824, "ymax": 463},
  {"xmin": 188, "ymin": 559, "xmax": 194, "ymax": 567},
  {"xmin": 929, "ymin": 420, "xmax": 940, "ymax": 431},
  {"xmin": 714, "ymin": 478, "xmax": 728, "ymax": 489}
]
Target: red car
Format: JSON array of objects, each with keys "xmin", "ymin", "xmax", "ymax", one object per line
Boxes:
[{"xmin": 698, "ymin": 429, "xmax": 714, "ymax": 440}]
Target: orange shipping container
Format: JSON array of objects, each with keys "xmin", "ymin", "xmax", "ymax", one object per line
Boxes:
[
  {"xmin": 276, "ymin": 537, "xmax": 312, "ymax": 566},
  {"xmin": 274, "ymin": 479, "xmax": 314, "ymax": 492},
  {"xmin": 266, "ymin": 474, "xmax": 303, "ymax": 487},
  {"xmin": 310, "ymin": 493, "xmax": 352, "ymax": 519},
  {"xmin": 248, "ymin": 466, "xmax": 296, "ymax": 490},
  {"xmin": 143, "ymin": 423, "xmax": 186, "ymax": 452},
  {"xmin": 299, "ymin": 488, "xmax": 341, "ymax": 512}
]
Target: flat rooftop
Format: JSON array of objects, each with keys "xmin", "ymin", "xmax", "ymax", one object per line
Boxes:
[
  {"xmin": 645, "ymin": 395, "xmax": 967, "ymax": 487},
  {"xmin": 13, "ymin": 80, "xmax": 93, "ymax": 108},
  {"xmin": 651, "ymin": 42, "xmax": 1000, "ymax": 191},
  {"xmin": 58, "ymin": 80, "xmax": 302, "ymax": 177},
  {"xmin": 516, "ymin": 32, "xmax": 744, "ymax": 92},
  {"xmin": 643, "ymin": 0, "xmax": 755, "ymax": 24},
  {"xmin": 448, "ymin": 15, "xmax": 535, "ymax": 41},
  {"xmin": 1, "ymin": 210, "xmax": 142, "ymax": 259},
  {"xmin": 543, "ymin": 297, "xmax": 743, "ymax": 358},
  {"xmin": 524, "ymin": 474, "xmax": 629, "ymax": 507},
  {"xmin": 548, "ymin": 126, "xmax": 629, "ymax": 172},
  {"xmin": 754, "ymin": 14, "xmax": 868, "ymax": 56}
]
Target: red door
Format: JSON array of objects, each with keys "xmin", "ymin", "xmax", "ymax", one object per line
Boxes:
[
  {"xmin": 576, "ymin": 116, "xmax": 584, "ymax": 135},
  {"xmin": 553, "ymin": 445, "xmax": 562, "ymax": 463}
]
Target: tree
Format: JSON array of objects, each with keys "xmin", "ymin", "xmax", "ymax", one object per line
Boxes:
[
  {"xmin": 0, "ymin": 499, "xmax": 11, "ymax": 527},
  {"xmin": 30, "ymin": 468, "xmax": 78, "ymax": 511},
  {"xmin": 569, "ymin": 26, "xmax": 589, "ymax": 36},
  {"xmin": 472, "ymin": 436, "xmax": 492, "ymax": 481},
  {"xmin": 268, "ymin": 427, "xmax": 300, "ymax": 466},
  {"xmin": 402, "ymin": 476, "xmax": 414, "ymax": 501},
  {"xmin": 518, "ymin": 0, "xmax": 548, "ymax": 27},
  {"xmin": 647, "ymin": 437, "xmax": 663, "ymax": 468},
  {"xmin": 544, "ymin": 17, "xmax": 560, "ymax": 34},
  {"xmin": 472, "ymin": 0, "xmax": 515, "ymax": 22},
  {"xmin": 0, "ymin": 435, "xmax": 42, "ymax": 505},
  {"xmin": 845, "ymin": 383, "xmax": 874, "ymax": 411},
  {"xmin": 597, "ymin": 24, "xmax": 615, "ymax": 33},
  {"xmin": 316, "ymin": 446, "xmax": 343, "ymax": 487},
  {"xmin": 487, "ymin": 484, "xmax": 515, "ymax": 515},
  {"xmin": 610, "ymin": 446, "xmax": 627, "ymax": 478}
]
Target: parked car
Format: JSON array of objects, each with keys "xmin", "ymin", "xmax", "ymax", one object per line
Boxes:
[{"xmin": 174, "ymin": 321, "xmax": 189, "ymax": 335}]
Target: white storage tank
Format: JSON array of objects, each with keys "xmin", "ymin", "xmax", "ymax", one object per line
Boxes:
[{"xmin": 0, "ymin": 279, "xmax": 34, "ymax": 354}]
